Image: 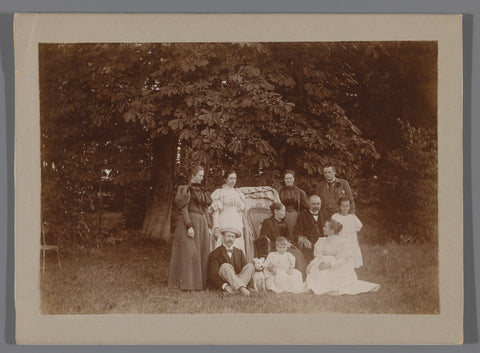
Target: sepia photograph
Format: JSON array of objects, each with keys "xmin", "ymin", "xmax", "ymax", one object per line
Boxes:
[
  {"xmin": 14, "ymin": 13, "xmax": 462, "ymax": 344},
  {"xmin": 38, "ymin": 40, "xmax": 438, "ymax": 314}
]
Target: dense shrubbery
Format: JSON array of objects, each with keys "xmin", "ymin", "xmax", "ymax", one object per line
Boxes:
[
  {"xmin": 41, "ymin": 163, "xmax": 94, "ymax": 246},
  {"xmin": 353, "ymin": 121, "xmax": 437, "ymax": 243},
  {"xmin": 385, "ymin": 121, "xmax": 437, "ymax": 242}
]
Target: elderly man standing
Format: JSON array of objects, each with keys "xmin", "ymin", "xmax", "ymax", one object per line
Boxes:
[
  {"xmin": 208, "ymin": 228, "xmax": 254, "ymax": 296},
  {"xmin": 294, "ymin": 195, "xmax": 325, "ymax": 268},
  {"xmin": 315, "ymin": 166, "xmax": 356, "ymax": 221}
]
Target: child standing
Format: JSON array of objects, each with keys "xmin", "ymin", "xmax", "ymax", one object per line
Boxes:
[
  {"xmin": 332, "ymin": 197, "xmax": 363, "ymax": 268},
  {"xmin": 263, "ymin": 237, "xmax": 304, "ymax": 294}
]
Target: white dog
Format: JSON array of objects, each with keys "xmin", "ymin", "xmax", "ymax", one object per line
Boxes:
[{"xmin": 252, "ymin": 257, "xmax": 266, "ymax": 292}]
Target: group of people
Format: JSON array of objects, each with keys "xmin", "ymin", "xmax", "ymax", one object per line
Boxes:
[{"xmin": 168, "ymin": 165, "xmax": 379, "ymax": 296}]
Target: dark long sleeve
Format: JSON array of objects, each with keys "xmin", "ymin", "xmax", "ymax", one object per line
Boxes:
[
  {"xmin": 208, "ymin": 250, "xmax": 226, "ymax": 289},
  {"xmin": 259, "ymin": 218, "xmax": 272, "ymax": 239},
  {"xmin": 175, "ymin": 185, "xmax": 192, "ymax": 228}
]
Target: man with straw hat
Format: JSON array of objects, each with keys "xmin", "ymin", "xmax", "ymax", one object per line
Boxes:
[{"xmin": 208, "ymin": 228, "xmax": 254, "ymax": 296}]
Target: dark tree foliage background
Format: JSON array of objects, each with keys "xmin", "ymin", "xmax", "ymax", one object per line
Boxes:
[{"xmin": 39, "ymin": 42, "xmax": 437, "ymax": 245}]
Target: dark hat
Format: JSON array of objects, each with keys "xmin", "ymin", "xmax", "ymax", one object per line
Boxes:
[{"xmin": 220, "ymin": 228, "xmax": 242, "ymax": 238}]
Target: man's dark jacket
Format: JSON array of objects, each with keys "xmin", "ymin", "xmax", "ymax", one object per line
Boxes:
[
  {"xmin": 208, "ymin": 246, "xmax": 247, "ymax": 289},
  {"xmin": 294, "ymin": 211, "xmax": 326, "ymax": 244},
  {"xmin": 315, "ymin": 177, "xmax": 356, "ymax": 216},
  {"xmin": 294, "ymin": 211, "xmax": 326, "ymax": 262}
]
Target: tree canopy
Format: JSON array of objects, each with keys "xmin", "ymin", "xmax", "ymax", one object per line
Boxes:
[{"xmin": 40, "ymin": 42, "xmax": 437, "ymax": 244}]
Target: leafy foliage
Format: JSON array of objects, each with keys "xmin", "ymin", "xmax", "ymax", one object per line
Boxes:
[
  {"xmin": 385, "ymin": 121, "xmax": 438, "ymax": 242},
  {"xmin": 39, "ymin": 42, "xmax": 437, "ymax": 244}
]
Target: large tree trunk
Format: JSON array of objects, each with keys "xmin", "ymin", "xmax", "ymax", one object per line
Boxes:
[{"xmin": 142, "ymin": 135, "xmax": 177, "ymax": 239}]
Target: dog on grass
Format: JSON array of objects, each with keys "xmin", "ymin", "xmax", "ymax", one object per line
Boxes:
[{"xmin": 252, "ymin": 257, "xmax": 266, "ymax": 292}]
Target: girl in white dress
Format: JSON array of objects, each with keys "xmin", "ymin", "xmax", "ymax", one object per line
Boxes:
[
  {"xmin": 263, "ymin": 237, "xmax": 305, "ymax": 294},
  {"xmin": 332, "ymin": 197, "xmax": 363, "ymax": 268},
  {"xmin": 305, "ymin": 219, "xmax": 379, "ymax": 296},
  {"xmin": 210, "ymin": 170, "xmax": 246, "ymax": 253}
]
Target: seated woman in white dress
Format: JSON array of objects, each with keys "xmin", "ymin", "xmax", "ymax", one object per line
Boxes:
[
  {"xmin": 263, "ymin": 237, "xmax": 304, "ymax": 294},
  {"xmin": 305, "ymin": 219, "xmax": 379, "ymax": 296},
  {"xmin": 210, "ymin": 170, "xmax": 246, "ymax": 254}
]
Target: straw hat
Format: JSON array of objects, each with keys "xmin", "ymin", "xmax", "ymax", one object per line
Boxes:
[{"xmin": 219, "ymin": 228, "xmax": 242, "ymax": 238}]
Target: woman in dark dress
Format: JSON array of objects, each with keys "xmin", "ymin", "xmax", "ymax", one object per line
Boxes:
[
  {"xmin": 259, "ymin": 202, "xmax": 307, "ymax": 279},
  {"xmin": 168, "ymin": 165, "xmax": 212, "ymax": 290},
  {"xmin": 279, "ymin": 170, "xmax": 309, "ymax": 236}
]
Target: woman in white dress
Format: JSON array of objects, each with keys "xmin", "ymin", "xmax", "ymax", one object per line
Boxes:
[
  {"xmin": 210, "ymin": 170, "xmax": 246, "ymax": 254},
  {"xmin": 305, "ymin": 219, "xmax": 379, "ymax": 296},
  {"xmin": 263, "ymin": 237, "xmax": 304, "ymax": 294},
  {"xmin": 332, "ymin": 196, "xmax": 363, "ymax": 268}
]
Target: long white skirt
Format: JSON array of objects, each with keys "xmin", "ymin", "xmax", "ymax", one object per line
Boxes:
[
  {"xmin": 306, "ymin": 261, "xmax": 379, "ymax": 296},
  {"xmin": 265, "ymin": 269, "xmax": 305, "ymax": 294}
]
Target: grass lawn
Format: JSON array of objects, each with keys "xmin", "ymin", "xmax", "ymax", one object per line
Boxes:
[{"xmin": 40, "ymin": 237, "xmax": 439, "ymax": 315}]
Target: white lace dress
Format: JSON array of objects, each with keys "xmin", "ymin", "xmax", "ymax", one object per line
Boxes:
[
  {"xmin": 332, "ymin": 213, "xmax": 363, "ymax": 268},
  {"xmin": 263, "ymin": 251, "xmax": 304, "ymax": 294},
  {"xmin": 210, "ymin": 185, "xmax": 246, "ymax": 253},
  {"xmin": 305, "ymin": 236, "xmax": 379, "ymax": 296}
]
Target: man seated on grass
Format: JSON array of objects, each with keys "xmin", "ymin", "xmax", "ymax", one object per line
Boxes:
[{"xmin": 208, "ymin": 228, "xmax": 254, "ymax": 296}]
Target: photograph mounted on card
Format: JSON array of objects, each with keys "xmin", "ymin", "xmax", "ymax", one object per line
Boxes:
[{"xmin": 14, "ymin": 13, "xmax": 463, "ymax": 344}]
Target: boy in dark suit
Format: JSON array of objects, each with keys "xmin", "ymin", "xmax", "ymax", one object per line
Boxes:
[
  {"xmin": 294, "ymin": 195, "xmax": 325, "ymax": 264},
  {"xmin": 208, "ymin": 228, "xmax": 254, "ymax": 296}
]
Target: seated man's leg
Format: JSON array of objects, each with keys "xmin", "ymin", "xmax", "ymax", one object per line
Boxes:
[
  {"xmin": 218, "ymin": 263, "xmax": 247, "ymax": 291},
  {"xmin": 237, "ymin": 263, "xmax": 254, "ymax": 287}
]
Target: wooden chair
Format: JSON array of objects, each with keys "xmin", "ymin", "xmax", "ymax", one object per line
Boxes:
[
  {"xmin": 41, "ymin": 223, "xmax": 61, "ymax": 273},
  {"xmin": 244, "ymin": 208, "xmax": 273, "ymax": 258}
]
